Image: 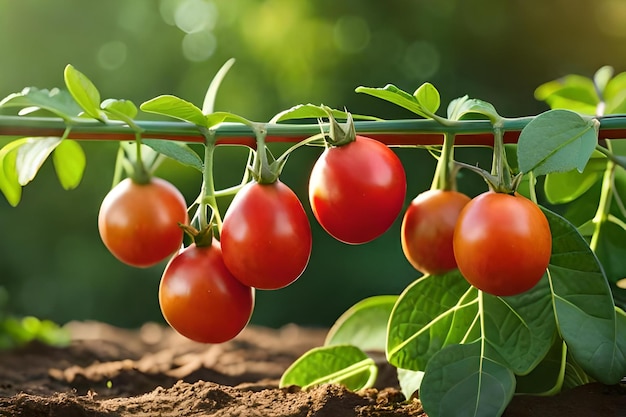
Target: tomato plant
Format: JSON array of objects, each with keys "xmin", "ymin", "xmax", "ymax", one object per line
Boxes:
[
  {"xmin": 309, "ymin": 134, "xmax": 407, "ymax": 245},
  {"xmin": 401, "ymin": 189, "xmax": 470, "ymax": 275},
  {"xmin": 221, "ymin": 180, "xmax": 312, "ymax": 290},
  {"xmin": 453, "ymin": 192, "xmax": 552, "ymax": 296},
  {"xmin": 2, "ymin": 62, "xmax": 626, "ymax": 417},
  {"xmin": 98, "ymin": 177, "xmax": 188, "ymax": 268},
  {"xmin": 158, "ymin": 240, "xmax": 254, "ymax": 344}
]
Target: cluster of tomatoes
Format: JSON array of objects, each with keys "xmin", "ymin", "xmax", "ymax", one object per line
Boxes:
[{"xmin": 97, "ymin": 131, "xmax": 552, "ymax": 344}]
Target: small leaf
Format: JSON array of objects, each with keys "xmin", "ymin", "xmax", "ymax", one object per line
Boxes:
[
  {"xmin": 447, "ymin": 96, "xmax": 501, "ymax": 123},
  {"xmin": 356, "ymin": 84, "xmax": 434, "ymax": 119},
  {"xmin": 53, "ymin": 140, "xmax": 86, "ymax": 189},
  {"xmin": 593, "ymin": 66, "xmax": 614, "ymax": 96},
  {"xmin": 420, "ymin": 342, "xmax": 515, "ymax": 417},
  {"xmin": 0, "ymin": 141, "xmax": 23, "ymax": 206},
  {"xmin": 15, "ymin": 137, "xmax": 63, "ymax": 185},
  {"xmin": 140, "ymin": 95, "xmax": 206, "ymax": 126},
  {"xmin": 279, "ymin": 345, "xmax": 378, "ymax": 391},
  {"xmin": 517, "ymin": 109, "xmax": 598, "ymax": 176},
  {"xmin": 63, "ymin": 64, "xmax": 103, "ymax": 120},
  {"xmin": 325, "ymin": 295, "xmax": 397, "ymax": 351},
  {"xmin": 515, "ymin": 338, "xmax": 566, "ymax": 396},
  {"xmin": 142, "ymin": 139, "xmax": 203, "ymax": 171},
  {"xmin": 534, "ymin": 75, "xmax": 598, "ymax": 114},
  {"xmin": 413, "ymin": 82, "xmax": 440, "ymax": 114},
  {"xmin": 101, "ymin": 98, "xmax": 138, "ymax": 120},
  {"xmin": 269, "ymin": 104, "xmax": 380, "ymax": 123},
  {"xmin": 543, "ymin": 157, "xmax": 606, "ymax": 204},
  {"xmin": 396, "ymin": 368, "xmax": 424, "ymax": 399},
  {"xmin": 202, "ymin": 58, "xmax": 236, "ymax": 115},
  {"xmin": 0, "ymin": 87, "xmax": 82, "ymax": 120},
  {"xmin": 604, "ymin": 72, "xmax": 626, "ymax": 113}
]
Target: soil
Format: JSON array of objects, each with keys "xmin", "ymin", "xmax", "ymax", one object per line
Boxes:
[{"xmin": 0, "ymin": 321, "xmax": 624, "ymax": 417}]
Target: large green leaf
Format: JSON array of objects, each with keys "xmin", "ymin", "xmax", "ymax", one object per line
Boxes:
[
  {"xmin": 420, "ymin": 342, "xmax": 515, "ymax": 417},
  {"xmin": 0, "ymin": 140, "xmax": 23, "ymax": 206},
  {"xmin": 534, "ymin": 75, "xmax": 598, "ymax": 115},
  {"xmin": 15, "ymin": 137, "xmax": 63, "ymax": 185},
  {"xmin": 517, "ymin": 109, "xmax": 598, "ymax": 176},
  {"xmin": 325, "ymin": 295, "xmax": 397, "ymax": 352},
  {"xmin": 546, "ymin": 209, "xmax": 626, "ymax": 384},
  {"xmin": 543, "ymin": 157, "xmax": 606, "ymax": 204},
  {"xmin": 279, "ymin": 345, "xmax": 377, "ymax": 391},
  {"xmin": 515, "ymin": 338, "xmax": 566, "ymax": 396},
  {"xmin": 386, "ymin": 271, "xmax": 478, "ymax": 371}
]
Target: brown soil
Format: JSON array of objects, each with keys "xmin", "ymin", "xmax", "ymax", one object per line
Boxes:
[{"xmin": 0, "ymin": 321, "xmax": 624, "ymax": 417}]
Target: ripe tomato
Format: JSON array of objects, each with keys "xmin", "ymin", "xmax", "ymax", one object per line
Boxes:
[
  {"xmin": 159, "ymin": 240, "xmax": 254, "ymax": 343},
  {"xmin": 401, "ymin": 190, "xmax": 471, "ymax": 275},
  {"xmin": 220, "ymin": 180, "xmax": 312, "ymax": 290},
  {"xmin": 98, "ymin": 177, "xmax": 188, "ymax": 268},
  {"xmin": 308, "ymin": 136, "xmax": 407, "ymax": 244},
  {"xmin": 453, "ymin": 192, "xmax": 552, "ymax": 296}
]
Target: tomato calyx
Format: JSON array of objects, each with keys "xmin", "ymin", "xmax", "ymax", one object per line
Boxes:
[
  {"xmin": 321, "ymin": 105, "xmax": 356, "ymax": 147},
  {"xmin": 179, "ymin": 223, "xmax": 213, "ymax": 248}
]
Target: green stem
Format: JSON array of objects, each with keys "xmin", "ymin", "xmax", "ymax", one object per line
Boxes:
[
  {"xmin": 490, "ymin": 124, "xmax": 513, "ymax": 193},
  {"xmin": 430, "ymin": 132, "xmax": 455, "ymax": 191},
  {"xmin": 590, "ymin": 152, "xmax": 615, "ymax": 253},
  {"xmin": 198, "ymin": 129, "xmax": 222, "ymax": 234}
]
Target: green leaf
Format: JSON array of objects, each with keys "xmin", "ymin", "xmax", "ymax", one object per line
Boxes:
[
  {"xmin": 517, "ymin": 109, "xmax": 598, "ymax": 176},
  {"xmin": 269, "ymin": 104, "xmax": 379, "ymax": 123},
  {"xmin": 142, "ymin": 139, "xmax": 203, "ymax": 172},
  {"xmin": 63, "ymin": 64, "xmax": 103, "ymax": 120},
  {"xmin": 140, "ymin": 95, "xmax": 206, "ymax": 126},
  {"xmin": 202, "ymin": 58, "xmax": 236, "ymax": 115},
  {"xmin": 543, "ymin": 157, "xmax": 606, "ymax": 204},
  {"xmin": 546, "ymin": 208, "xmax": 626, "ymax": 384},
  {"xmin": 413, "ymin": 82, "xmax": 440, "ymax": 114},
  {"xmin": 482, "ymin": 279, "xmax": 556, "ymax": 375},
  {"xmin": 355, "ymin": 84, "xmax": 435, "ymax": 119},
  {"xmin": 604, "ymin": 71, "xmax": 626, "ymax": 113},
  {"xmin": 101, "ymin": 98, "xmax": 138, "ymax": 120},
  {"xmin": 14, "ymin": 137, "xmax": 62, "ymax": 185},
  {"xmin": 386, "ymin": 271, "xmax": 478, "ymax": 371},
  {"xmin": 420, "ymin": 342, "xmax": 515, "ymax": 417},
  {"xmin": 534, "ymin": 75, "xmax": 598, "ymax": 114},
  {"xmin": 279, "ymin": 345, "xmax": 377, "ymax": 391},
  {"xmin": 0, "ymin": 87, "xmax": 82, "ymax": 120},
  {"xmin": 515, "ymin": 338, "xmax": 566, "ymax": 395},
  {"xmin": 0, "ymin": 140, "xmax": 23, "ymax": 206},
  {"xmin": 593, "ymin": 66, "xmax": 614, "ymax": 96},
  {"xmin": 325, "ymin": 295, "xmax": 397, "ymax": 352},
  {"xmin": 446, "ymin": 95, "xmax": 501, "ymax": 123},
  {"xmin": 52, "ymin": 140, "xmax": 86, "ymax": 189}
]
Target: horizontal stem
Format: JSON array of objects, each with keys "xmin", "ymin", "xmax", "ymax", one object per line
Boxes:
[{"xmin": 2, "ymin": 114, "xmax": 626, "ymax": 146}]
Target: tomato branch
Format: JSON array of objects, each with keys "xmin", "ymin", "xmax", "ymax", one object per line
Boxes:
[{"xmin": 2, "ymin": 114, "xmax": 626, "ymax": 147}]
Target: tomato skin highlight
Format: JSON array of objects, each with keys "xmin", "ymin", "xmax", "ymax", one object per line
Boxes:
[
  {"xmin": 401, "ymin": 190, "xmax": 471, "ymax": 275},
  {"xmin": 308, "ymin": 136, "xmax": 407, "ymax": 244},
  {"xmin": 220, "ymin": 180, "xmax": 312, "ymax": 290},
  {"xmin": 453, "ymin": 192, "xmax": 552, "ymax": 296},
  {"xmin": 98, "ymin": 177, "xmax": 188, "ymax": 268},
  {"xmin": 159, "ymin": 241, "xmax": 254, "ymax": 344}
]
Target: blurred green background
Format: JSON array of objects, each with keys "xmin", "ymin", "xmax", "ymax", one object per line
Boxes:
[{"xmin": 0, "ymin": 0, "xmax": 624, "ymax": 329}]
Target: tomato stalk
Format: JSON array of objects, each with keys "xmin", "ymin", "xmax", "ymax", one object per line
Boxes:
[
  {"xmin": 430, "ymin": 132, "xmax": 458, "ymax": 191},
  {"xmin": 589, "ymin": 143, "xmax": 616, "ymax": 253}
]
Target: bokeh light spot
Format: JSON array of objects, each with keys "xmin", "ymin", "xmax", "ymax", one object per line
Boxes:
[
  {"xmin": 333, "ymin": 16, "xmax": 371, "ymax": 54},
  {"xmin": 182, "ymin": 31, "xmax": 217, "ymax": 62},
  {"xmin": 402, "ymin": 40, "xmax": 440, "ymax": 80},
  {"xmin": 96, "ymin": 41, "xmax": 128, "ymax": 71},
  {"xmin": 174, "ymin": 0, "xmax": 218, "ymax": 34}
]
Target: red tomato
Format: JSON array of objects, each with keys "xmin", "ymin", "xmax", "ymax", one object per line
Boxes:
[
  {"xmin": 401, "ymin": 190, "xmax": 471, "ymax": 275},
  {"xmin": 308, "ymin": 136, "xmax": 407, "ymax": 244},
  {"xmin": 159, "ymin": 240, "xmax": 254, "ymax": 343},
  {"xmin": 220, "ymin": 180, "xmax": 312, "ymax": 290},
  {"xmin": 98, "ymin": 177, "xmax": 188, "ymax": 268},
  {"xmin": 453, "ymin": 192, "xmax": 552, "ymax": 296}
]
